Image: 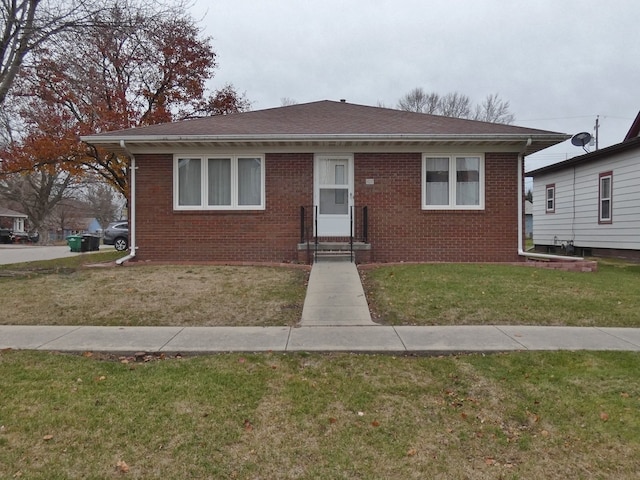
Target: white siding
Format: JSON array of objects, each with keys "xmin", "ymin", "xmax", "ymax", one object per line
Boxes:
[{"xmin": 532, "ymin": 148, "xmax": 640, "ymax": 250}]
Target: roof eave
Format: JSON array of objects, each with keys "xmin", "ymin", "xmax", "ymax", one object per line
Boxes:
[
  {"xmin": 527, "ymin": 135, "xmax": 640, "ymax": 176},
  {"xmin": 82, "ymin": 133, "xmax": 569, "ymax": 156}
]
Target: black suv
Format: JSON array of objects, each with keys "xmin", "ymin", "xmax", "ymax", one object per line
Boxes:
[{"xmin": 103, "ymin": 221, "xmax": 129, "ymax": 251}]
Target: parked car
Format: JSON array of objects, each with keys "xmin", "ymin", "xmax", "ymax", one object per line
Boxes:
[
  {"xmin": 103, "ymin": 221, "xmax": 129, "ymax": 251},
  {"xmin": 11, "ymin": 231, "xmax": 40, "ymax": 244}
]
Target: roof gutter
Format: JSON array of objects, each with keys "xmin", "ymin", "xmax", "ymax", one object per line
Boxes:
[
  {"xmin": 517, "ymin": 138, "xmax": 583, "ymax": 261},
  {"xmin": 82, "ymin": 132, "xmax": 566, "ymax": 145},
  {"xmin": 115, "ymin": 140, "xmax": 137, "ymax": 265}
]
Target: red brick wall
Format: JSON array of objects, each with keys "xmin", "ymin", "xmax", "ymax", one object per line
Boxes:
[
  {"xmin": 354, "ymin": 152, "xmax": 521, "ymax": 263},
  {"xmin": 133, "ymin": 151, "xmax": 521, "ymax": 263},
  {"xmin": 134, "ymin": 153, "xmax": 312, "ymax": 263}
]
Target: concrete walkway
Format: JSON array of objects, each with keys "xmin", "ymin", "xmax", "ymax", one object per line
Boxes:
[
  {"xmin": 2, "ymin": 257, "xmax": 640, "ymax": 354},
  {"xmin": 300, "ymin": 260, "xmax": 375, "ymax": 326}
]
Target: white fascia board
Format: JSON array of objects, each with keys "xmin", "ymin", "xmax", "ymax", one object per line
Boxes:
[{"xmin": 81, "ymin": 133, "xmax": 567, "ymax": 145}]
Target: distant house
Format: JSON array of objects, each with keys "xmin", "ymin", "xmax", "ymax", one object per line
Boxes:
[
  {"xmin": 0, "ymin": 207, "xmax": 28, "ymax": 232},
  {"xmin": 528, "ymin": 111, "xmax": 640, "ymax": 260},
  {"xmin": 525, "ymin": 200, "xmax": 533, "ymax": 239},
  {"xmin": 82, "ymin": 100, "xmax": 567, "ymax": 264},
  {"xmin": 49, "ymin": 218, "xmax": 103, "ymax": 242}
]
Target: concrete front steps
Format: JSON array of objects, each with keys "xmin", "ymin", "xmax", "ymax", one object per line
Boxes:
[{"xmin": 297, "ymin": 241, "xmax": 371, "ymax": 264}]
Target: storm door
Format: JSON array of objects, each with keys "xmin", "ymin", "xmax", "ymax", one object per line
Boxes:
[{"xmin": 314, "ymin": 155, "xmax": 354, "ymax": 236}]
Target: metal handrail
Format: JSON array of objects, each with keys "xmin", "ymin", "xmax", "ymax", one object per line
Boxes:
[{"xmin": 299, "ymin": 205, "xmax": 369, "ymax": 264}]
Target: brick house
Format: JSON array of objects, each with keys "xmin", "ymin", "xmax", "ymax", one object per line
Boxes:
[{"xmin": 82, "ymin": 100, "xmax": 568, "ymax": 264}]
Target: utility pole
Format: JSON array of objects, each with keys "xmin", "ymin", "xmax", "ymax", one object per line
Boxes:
[{"xmin": 594, "ymin": 115, "xmax": 600, "ymax": 150}]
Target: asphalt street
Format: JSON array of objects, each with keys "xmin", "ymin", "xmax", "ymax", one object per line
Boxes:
[{"xmin": 0, "ymin": 244, "xmax": 115, "ymax": 265}]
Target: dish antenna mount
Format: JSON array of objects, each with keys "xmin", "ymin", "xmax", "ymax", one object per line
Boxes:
[{"xmin": 571, "ymin": 132, "xmax": 592, "ymax": 153}]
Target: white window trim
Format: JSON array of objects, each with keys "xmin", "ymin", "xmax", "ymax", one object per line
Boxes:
[
  {"xmin": 421, "ymin": 154, "xmax": 485, "ymax": 210},
  {"xmin": 545, "ymin": 184, "xmax": 555, "ymax": 213},
  {"xmin": 173, "ymin": 154, "xmax": 265, "ymax": 211},
  {"xmin": 598, "ymin": 172, "xmax": 612, "ymax": 223}
]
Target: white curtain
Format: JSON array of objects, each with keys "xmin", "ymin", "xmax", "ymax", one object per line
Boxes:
[
  {"xmin": 425, "ymin": 157, "xmax": 449, "ymax": 205},
  {"xmin": 178, "ymin": 158, "xmax": 201, "ymax": 206},
  {"xmin": 208, "ymin": 158, "xmax": 231, "ymax": 206},
  {"xmin": 456, "ymin": 157, "xmax": 480, "ymax": 206},
  {"xmin": 238, "ymin": 158, "xmax": 262, "ymax": 206},
  {"xmin": 318, "ymin": 159, "xmax": 348, "ymax": 185}
]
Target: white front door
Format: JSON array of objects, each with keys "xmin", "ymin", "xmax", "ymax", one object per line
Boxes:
[{"xmin": 314, "ymin": 155, "xmax": 354, "ymax": 236}]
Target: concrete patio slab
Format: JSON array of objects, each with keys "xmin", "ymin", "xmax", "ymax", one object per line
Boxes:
[
  {"xmin": 161, "ymin": 326, "xmax": 290, "ymax": 352},
  {"xmin": 38, "ymin": 326, "xmax": 183, "ymax": 352},
  {"xmin": 0, "ymin": 325, "xmax": 81, "ymax": 349},
  {"xmin": 395, "ymin": 326, "xmax": 524, "ymax": 353},
  {"xmin": 496, "ymin": 326, "xmax": 640, "ymax": 351},
  {"xmin": 288, "ymin": 325, "xmax": 404, "ymax": 351}
]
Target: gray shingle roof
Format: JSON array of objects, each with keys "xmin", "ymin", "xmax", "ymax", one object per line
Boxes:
[
  {"xmin": 82, "ymin": 100, "xmax": 569, "ymax": 155},
  {"xmin": 92, "ymin": 100, "xmax": 563, "ymax": 137}
]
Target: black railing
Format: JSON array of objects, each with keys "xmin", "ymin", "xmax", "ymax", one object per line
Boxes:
[{"xmin": 299, "ymin": 205, "xmax": 369, "ymax": 263}]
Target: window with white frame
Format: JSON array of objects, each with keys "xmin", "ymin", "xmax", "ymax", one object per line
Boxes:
[
  {"xmin": 422, "ymin": 155, "xmax": 484, "ymax": 209},
  {"xmin": 599, "ymin": 171, "xmax": 612, "ymax": 223},
  {"xmin": 174, "ymin": 155, "xmax": 265, "ymax": 210},
  {"xmin": 545, "ymin": 184, "xmax": 555, "ymax": 213}
]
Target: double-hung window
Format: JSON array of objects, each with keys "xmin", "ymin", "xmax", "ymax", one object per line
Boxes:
[
  {"xmin": 174, "ymin": 155, "xmax": 265, "ymax": 210},
  {"xmin": 598, "ymin": 172, "xmax": 612, "ymax": 223},
  {"xmin": 545, "ymin": 184, "xmax": 555, "ymax": 213},
  {"xmin": 422, "ymin": 155, "xmax": 484, "ymax": 209}
]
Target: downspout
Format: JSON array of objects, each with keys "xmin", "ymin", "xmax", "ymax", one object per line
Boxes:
[
  {"xmin": 115, "ymin": 140, "xmax": 137, "ymax": 265},
  {"xmin": 517, "ymin": 138, "xmax": 583, "ymax": 261}
]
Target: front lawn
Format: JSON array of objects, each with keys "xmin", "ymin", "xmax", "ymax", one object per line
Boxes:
[
  {"xmin": 361, "ymin": 262, "xmax": 640, "ymax": 327},
  {"xmin": 1, "ymin": 350, "xmax": 638, "ymax": 479},
  {"xmin": 0, "ymin": 255, "xmax": 307, "ymax": 326}
]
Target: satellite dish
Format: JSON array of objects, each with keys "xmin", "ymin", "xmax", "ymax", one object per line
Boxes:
[{"xmin": 571, "ymin": 132, "xmax": 592, "ymax": 147}]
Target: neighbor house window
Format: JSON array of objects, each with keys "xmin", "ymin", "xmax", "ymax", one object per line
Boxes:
[
  {"xmin": 599, "ymin": 172, "xmax": 612, "ymax": 223},
  {"xmin": 174, "ymin": 155, "xmax": 265, "ymax": 210},
  {"xmin": 422, "ymin": 155, "xmax": 484, "ymax": 209},
  {"xmin": 545, "ymin": 184, "xmax": 555, "ymax": 213}
]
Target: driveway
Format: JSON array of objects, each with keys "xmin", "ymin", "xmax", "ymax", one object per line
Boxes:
[{"xmin": 0, "ymin": 244, "xmax": 115, "ymax": 265}]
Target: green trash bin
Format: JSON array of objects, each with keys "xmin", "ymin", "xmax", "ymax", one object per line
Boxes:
[{"xmin": 67, "ymin": 235, "xmax": 82, "ymax": 252}]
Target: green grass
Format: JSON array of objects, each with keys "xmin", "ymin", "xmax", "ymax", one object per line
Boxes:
[
  {"xmin": 361, "ymin": 263, "xmax": 640, "ymax": 327},
  {"xmin": 1, "ymin": 350, "xmax": 639, "ymax": 479}
]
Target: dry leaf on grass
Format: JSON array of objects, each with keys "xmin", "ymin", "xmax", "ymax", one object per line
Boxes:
[
  {"xmin": 600, "ymin": 412, "xmax": 609, "ymax": 421},
  {"xmin": 116, "ymin": 460, "xmax": 129, "ymax": 473},
  {"xmin": 42, "ymin": 434, "xmax": 54, "ymax": 441},
  {"xmin": 243, "ymin": 419, "xmax": 253, "ymax": 432}
]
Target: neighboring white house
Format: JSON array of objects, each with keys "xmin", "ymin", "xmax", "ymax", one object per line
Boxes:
[
  {"xmin": 527, "ymin": 112, "xmax": 640, "ymax": 259},
  {"xmin": 524, "ymin": 200, "xmax": 533, "ymax": 239}
]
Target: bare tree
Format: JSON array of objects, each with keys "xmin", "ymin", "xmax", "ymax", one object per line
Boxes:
[
  {"xmin": 280, "ymin": 97, "xmax": 297, "ymax": 106},
  {"xmin": 397, "ymin": 88, "xmax": 515, "ymax": 124},
  {"xmin": 0, "ymin": 0, "xmax": 188, "ymax": 107},
  {"xmin": 83, "ymin": 180, "xmax": 123, "ymax": 229},
  {"xmin": 438, "ymin": 92, "xmax": 472, "ymax": 118},
  {"xmin": 0, "ymin": 169, "xmax": 80, "ymax": 242},
  {"xmin": 472, "ymin": 93, "xmax": 515, "ymax": 124},
  {"xmin": 397, "ymin": 87, "xmax": 440, "ymax": 113}
]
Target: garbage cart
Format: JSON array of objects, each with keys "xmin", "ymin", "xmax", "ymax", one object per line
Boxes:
[
  {"xmin": 82, "ymin": 234, "xmax": 100, "ymax": 251},
  {"xmin": 67, "ymin": 235, "xmax": 82, "ymax": 252}
]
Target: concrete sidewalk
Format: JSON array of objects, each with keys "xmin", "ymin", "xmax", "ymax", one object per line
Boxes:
[
  {"xmin": 3, "ymin": 257, "xmax": 640, "ymax": 355},
  {"xmin": 1, "ymin": 325, "xmax": 640, "ymax": 354}
]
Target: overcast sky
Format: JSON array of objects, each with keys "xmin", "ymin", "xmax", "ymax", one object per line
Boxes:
[{"xmin": 191, "ymin": 0, "xmax": 639, "ymax": 172}]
